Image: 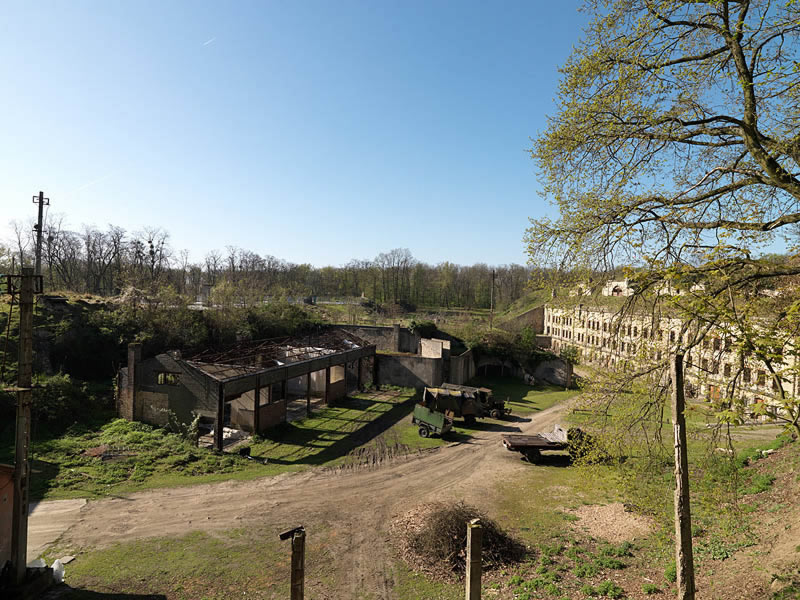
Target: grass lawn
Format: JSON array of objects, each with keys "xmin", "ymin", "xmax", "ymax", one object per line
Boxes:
[
  {"xmin": 1, "ymin": 388, "xmax": 423, "ymax": 500},
  {"xmin": 467, "ymin": 374, "xmax": 579, "ymax": 416}
]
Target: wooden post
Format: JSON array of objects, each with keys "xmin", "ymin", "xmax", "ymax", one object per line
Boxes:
[
  {"xmin": 465, "ymin": 518, "xmax": 482, "ymax": 600},
  {"xmin": 11, "ymin": 268, "xmax": 34, "ymax": 584},
  {"xmin": 291, "ymin": 529, "xmax": 305, "ymax": 600},
  {"xmin": 253, "ymin": 376, "xmax": 261, "ymax": 435},
  {"xmin": 372, "ymin": 355, "xmax": 379, "ymax": 390},
  {"xmin": 324, "ymin": 366, "xmax": 331, "ymax": 405},
  {"xmin": 281, "ymin": 378, "xmax": 288, "ymax": 402},
  {"xmin": 671, "ymin": 353, "xmax": 696, "ymax": 600},
  {"xmin": 215, "ymin": 384, "xmax": 225, "ymax": 451},
  {"xmin": 306, "ymin": 372, "xmax": 312, "ymax": 417},
  {"xmin": 357, "ymin": 357, "xmax": 363, "ymax": 390}
]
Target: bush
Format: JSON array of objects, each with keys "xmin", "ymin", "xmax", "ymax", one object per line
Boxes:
[
  {"xmin": 597, "ymin": 580, "xmax": 624, "ymax": 598},
  {"xmin": 409, "ymin": 320, "xmax": 437, "ymax": 338},
  {"xmin": 642, "ymin": 583, "xmax": 661, "ymax": 594},
  {"xmin": 664, "ymin": 562, "xmax": 677, "ymax": 583},
  {"xmin": 32, "ymin": 373, "xmax": 105, "ymax": 429}
]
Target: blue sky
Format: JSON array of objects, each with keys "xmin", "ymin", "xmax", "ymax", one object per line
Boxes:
[{"xmin": 0, "ymin": 1, "xmax": 588, "ymax": 267}]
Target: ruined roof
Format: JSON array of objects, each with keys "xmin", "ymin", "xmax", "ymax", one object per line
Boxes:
[{"xmin": 184, "ymin": 328, "xmax": 373, "ymax": 382}]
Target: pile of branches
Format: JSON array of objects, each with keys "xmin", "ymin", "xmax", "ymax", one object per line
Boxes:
[{"xmin": 391, "ymin": 501, "xmax": 526, "ymax": 580}]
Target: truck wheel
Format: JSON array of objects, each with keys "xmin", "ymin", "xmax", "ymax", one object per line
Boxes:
[
  {"xmin": 489, "ymin": 409, "xmax": 500, "ymax": 419},
  {"xmin": 464, "ymin": 415, "xmax": 476, "ymax": 426},
  {"xmin": 418, "ymin": 426, "xmax": 430, "ymax": 438}
]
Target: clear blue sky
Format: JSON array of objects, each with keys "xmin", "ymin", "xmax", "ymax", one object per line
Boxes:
[{"xmin": 0, "ymin": 1, "xmax": 588, "ymax": 267}]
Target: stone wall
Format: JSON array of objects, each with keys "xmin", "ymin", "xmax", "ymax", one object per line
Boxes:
[
  {"xmin": 338, "ymin": 325, "xmax": 419, "ymax": 353},
  {"xmin": 377, "ymin": 354, "xmax": 443, "ymax": 389}
]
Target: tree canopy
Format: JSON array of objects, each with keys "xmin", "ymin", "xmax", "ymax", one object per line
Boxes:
[{"xmin": 527, "ymin": 0, "xmax": 800, "ymax": 283}]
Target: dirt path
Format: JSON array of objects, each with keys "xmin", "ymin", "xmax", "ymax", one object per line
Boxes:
[{"xmin": 36, "ymin": 401, "xmax": 570, "ymax": 598}]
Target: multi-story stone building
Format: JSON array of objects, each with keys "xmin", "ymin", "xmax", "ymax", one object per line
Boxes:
[{"xmin": 541, "ymin": 303, "xmax": 797, "ymax": 420}]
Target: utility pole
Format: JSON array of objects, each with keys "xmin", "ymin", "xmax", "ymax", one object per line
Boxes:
[
  {"xmin": 10, "ymin": 268, "xmax": 35, "ymax": 584},
  {"xmin": 671, "ymin": 353, "xmax": 696, "ymax": 600},
  {"xmin": 32, "ymin": 191, "xmax": 49, "ymax": 278},
  {"xmin": 489, "ymin": 269, "xmax": 495, "ymax": 331}
]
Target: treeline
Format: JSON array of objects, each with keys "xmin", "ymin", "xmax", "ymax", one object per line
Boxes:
[{"xmin": 3, "ymin": 218, "xmax": 533, "ymax": 309}]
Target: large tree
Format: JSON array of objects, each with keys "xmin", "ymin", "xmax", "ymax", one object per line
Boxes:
[
  {"xmin": 527, "ymin": 3, "xmax": 800, "ymax": 597},
  {"xmin": 527, "ymin": 0, "xmax": 800, "ymax": 432},
  {"xmin": 528, "ymin": 0, "xmax": 800, "ymax": 273}
]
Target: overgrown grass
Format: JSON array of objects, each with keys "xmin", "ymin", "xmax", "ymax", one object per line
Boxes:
[
  {"xmin": 8, "ymin": 389, "xmax": 421, "ymax": 500},
  {"xmin": 47, "ymin": 529, "xmax": 290, "ymax": 600}
]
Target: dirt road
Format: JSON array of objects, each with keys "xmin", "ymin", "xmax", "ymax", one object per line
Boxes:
[{"xmin": 33, "ymin": 401, "xmax": 570, "ymax": 598}]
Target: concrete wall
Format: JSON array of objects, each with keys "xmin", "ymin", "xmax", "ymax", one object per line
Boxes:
[
  {"xmin": 449, "ymin": 349, "xmax": 476, "ymax": 385},
  {"xmin": 377, "ymin": 354, "xmax": 443, "ymax": 389},
  {"xmin": 533, "ymin": 359, "xmax": 570, "ymax": 387},
  {"xmin": 338, "ymin": 325, "xmax": 419, "ymax": 353},
  {"xmin": 0, "ymin": 465, "xmax": 12, "ymax": 568},
  {"xmin": 420, "ymin": 338, "xmax": 443, "ymax": 358}
]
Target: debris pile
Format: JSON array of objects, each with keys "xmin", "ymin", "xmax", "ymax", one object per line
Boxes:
[{"xmin": 391, "ymin": 501, "xmax": 525, "ymax": 580}]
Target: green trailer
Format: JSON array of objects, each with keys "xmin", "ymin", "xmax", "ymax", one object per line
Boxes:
[{"xmin": 412, "ymin": 404, "xmax": 454, "ymax": 438}]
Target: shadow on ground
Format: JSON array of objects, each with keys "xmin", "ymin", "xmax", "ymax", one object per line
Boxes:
[
  {"xmin": 46, "ymin": 585, "xmax": 166, "ymax": 599},
  {"xmin": 257, "ymin": 390, "xmax": 418, "ymax": 466}
]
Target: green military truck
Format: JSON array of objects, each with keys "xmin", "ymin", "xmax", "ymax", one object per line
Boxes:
[
  {"xmin": 439, "ymin": 383, "xmax": 509, "ymax": 419},
  {"xmin": 419, "ymin": 386, "xmax": 482, "ymax": 426}
]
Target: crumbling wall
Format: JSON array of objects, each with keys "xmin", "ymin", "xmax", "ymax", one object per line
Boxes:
[{"xmin": 339, "ymin": 325, "xmax": 418, "ymax": 353}]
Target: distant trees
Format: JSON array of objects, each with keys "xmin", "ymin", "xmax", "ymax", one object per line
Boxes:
[{"xmin": 3, "ymin": 219, "xmax": 533, "ymax": 310}]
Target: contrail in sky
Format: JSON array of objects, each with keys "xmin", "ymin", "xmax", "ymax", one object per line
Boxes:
[
  {"xmin": 202, "ymin": 37, "xmax": 216, "ymax": 46},
  {"xmin": 70, "ymin": 172, "xmax": 115, "ymax": 195}
]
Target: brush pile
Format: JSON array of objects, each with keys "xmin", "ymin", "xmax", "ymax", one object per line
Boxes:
[{"xmin": 391, "ymin": 501, "xmax": 526, "ymax": 580}]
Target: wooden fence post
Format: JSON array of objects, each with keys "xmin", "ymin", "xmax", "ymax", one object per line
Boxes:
[
  {"xmin": 465, "ymin": 518, "xmax": 482, "ymax": 600},
  {"xmin": 671, "ymin": 353, "xmax": 696, "ymax": 600},
  {"xmin": 291, "ymin": 528, "xmax": 305, "ymax": 600}
]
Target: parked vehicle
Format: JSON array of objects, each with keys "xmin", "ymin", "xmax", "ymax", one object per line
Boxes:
[
  {"xmin": 412, "ymin": 404, "xmax": 454, "ymax": 438},
  {"xmin": 502, "ymin": 425, "xmax": 597, "ymax": 463},
  {"xmin": 439, "ymin": 383, "xmax": 510, "ymax": 419},
  {"xmin": 420, "ymin": 386, "xmax": 482, "ymax": 425}
]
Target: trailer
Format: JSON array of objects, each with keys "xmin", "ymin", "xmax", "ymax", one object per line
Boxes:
[
  {"xmin": 501, "ymin": 425, "xmax": 571, "ymax": 462},
  {"xmin": 412, "ymin": 404, "xmax": 454, "ymax": 438}
]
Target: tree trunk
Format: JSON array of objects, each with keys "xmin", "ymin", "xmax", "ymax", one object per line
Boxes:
[{"xmin": 671, "ymin": 353, "xmax": 696, "ymax": 600}]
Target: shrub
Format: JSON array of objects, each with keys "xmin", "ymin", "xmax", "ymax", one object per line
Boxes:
[
  {"xmin": 642, "ymin": 583, "xmax": 661, "ymax": 594},
  {"xmin": 664, "ymin": 562, "xmax": 677, "ymax": 583},
  {"xmin": 597, "ymin": 580, "xmax": 624, "ymax": 598}
]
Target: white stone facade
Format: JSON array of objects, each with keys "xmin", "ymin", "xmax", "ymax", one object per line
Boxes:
[{"xmin": 543, "ymin": 304, "xmax": 797, "ymax": 420}]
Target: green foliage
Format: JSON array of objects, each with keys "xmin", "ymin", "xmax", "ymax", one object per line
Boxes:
[
  {"xmin": 559, "ymin": 345, "xmax": 580, "ymax": 366},
  {"xmin": 580, "ymin": 583, "xmax": 598, "ymax": 597},
  {"xmin": 739, "ymin": 473, "xmax": 776, "ymax": 496},
  {"xmin": 597, "ymin": 580, "xmax": 624, "ymax": 598},
  {"xmin": 594, "ymin": 556, "xmax": 626, "ymax": 570},
  {"xmin": 642, "ymin": 583, "xmax": 661, "ymax": 595},
  {"xmin": 664, "ymin": 562, "xmax": 676, "ymax": 583},
  {"xmin": 508, "ymin": 574, "xmax": 524, "ymax": 586},
  {"xmin": 31, "ymin": 373, "xmax": 107, "ymax": 430},
  {"xmin": 573, "ymin": 560, "xmax": 600, "ymax": 578}
]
